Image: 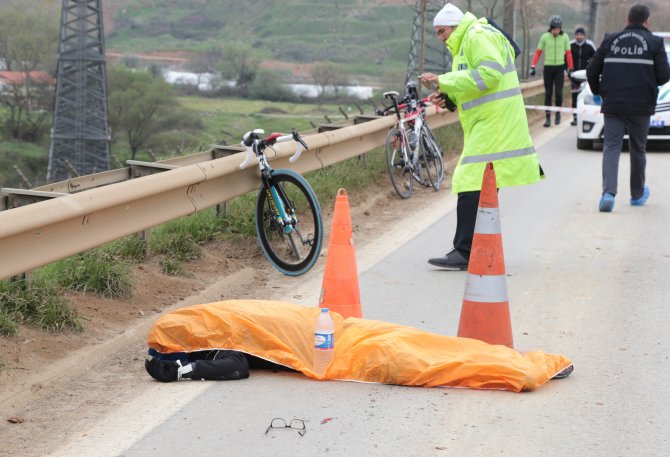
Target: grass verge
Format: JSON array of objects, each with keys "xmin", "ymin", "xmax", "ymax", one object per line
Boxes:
[{"xmin": 0, "ymin": 277, "xmax": 82, "ymax": 336}]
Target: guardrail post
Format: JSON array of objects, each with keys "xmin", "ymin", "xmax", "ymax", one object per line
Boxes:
[
  {"xmin": 9, "ymin": 271, "xmax": 30, "ymax": 287},
  {"xmin": 216, "ymin": 201, "xmax": 228, "ymax": 218},
  {"xmin": 138, "ymin": 228, "xmax": 151, "ymax": 258}
]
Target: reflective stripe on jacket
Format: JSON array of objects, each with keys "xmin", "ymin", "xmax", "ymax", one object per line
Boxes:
[{"xmin": 438, "ymin": 12, "xmax": 541, "ymax": 194}]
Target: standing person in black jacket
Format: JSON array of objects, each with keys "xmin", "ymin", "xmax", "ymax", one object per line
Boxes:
[
  {"xmin": 586, "ymin": 4, "xmax": 670, "ymax": 212},
  {"xmin": 569, "ymin": 27, "xmax": 597, "ymax": 125}
]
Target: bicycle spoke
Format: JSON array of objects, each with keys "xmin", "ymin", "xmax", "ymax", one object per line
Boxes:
[
  {"xmin": 386, "ymin": 128, "xmax": 413, "ymax": 198},
  {"xmin": 421, "ymin": 125, "xmax": 444, "ymax": 191},
  {"xmin": 255, "ymin": 171, "xmax": 322, "ymax": 275}
]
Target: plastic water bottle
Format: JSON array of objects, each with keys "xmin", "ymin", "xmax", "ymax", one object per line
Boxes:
[{"xmin": 314, "ymin": 308, "xmax": 335, "ymax": 376}]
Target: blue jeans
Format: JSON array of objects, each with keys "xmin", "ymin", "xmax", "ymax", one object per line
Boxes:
[{"xmin": 602, "ymin": 113, "xmax": 649, "ymax": 199}]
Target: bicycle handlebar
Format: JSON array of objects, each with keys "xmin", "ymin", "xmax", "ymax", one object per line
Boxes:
[{"xmin": 239, "ymin": 128, "xmax": 309, "ymax": 169}]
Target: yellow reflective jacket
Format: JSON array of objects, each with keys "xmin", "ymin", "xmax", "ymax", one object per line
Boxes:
[{"xmin": 438, "ymin": 12, "xmax": 542, "ymax": 193}]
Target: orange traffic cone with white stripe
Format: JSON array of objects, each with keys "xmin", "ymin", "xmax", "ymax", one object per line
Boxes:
[
  {"xmin": 319, "ymin": 188, "xmax": 362, "ymax": 318},
  {"xmin": 457, "ymin": 163, "xmax": 513, "ymax": 348}
]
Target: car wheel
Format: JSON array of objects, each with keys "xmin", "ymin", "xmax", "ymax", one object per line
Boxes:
[{"xmin": 576, "ymin": 138, "xmax": 594, "ymax": 150}]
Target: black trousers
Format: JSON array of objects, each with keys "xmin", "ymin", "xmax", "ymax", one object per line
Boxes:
[
  {"xmin": 186, "ymin": 351, "xmax": 250, "ymax": 380},
  {"xmin": 543, "ymin": 65, "xmax": 565, "ymax": 111},
  {"xmin": 453, "ymin": 190, "xmax": 480, "ymax": 259}
]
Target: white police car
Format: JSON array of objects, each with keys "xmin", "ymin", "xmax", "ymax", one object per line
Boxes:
[{"xmin": 573, "ymin": 32, "xmax": 670, "ymax": 150}]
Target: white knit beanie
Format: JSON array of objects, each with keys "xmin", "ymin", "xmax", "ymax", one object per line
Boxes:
[{"xmin": 433, "ymin": 3, "xmax": 464, "ymax": 27}]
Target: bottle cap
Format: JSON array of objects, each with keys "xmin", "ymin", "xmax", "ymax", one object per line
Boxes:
[{"xmin": 321, "ymin": 308, "xmax": 329, "ymax": 312}]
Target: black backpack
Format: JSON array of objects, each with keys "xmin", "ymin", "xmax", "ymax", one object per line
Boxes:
[{"xmin": 486, "ymin": 17, "xmax": 521, "ymax": 59}]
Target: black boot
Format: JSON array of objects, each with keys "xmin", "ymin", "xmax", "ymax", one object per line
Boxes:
[
  {"xmin": 570, "ymin": 114, "xmax": 577, "ymax": 126},
  {"xmin": 543, "ymin": 113, "xmax": 551, "ymax": 127},
  {"xmin": 555, "ymin": 112, "xmax": 561, "ymax": 125}
]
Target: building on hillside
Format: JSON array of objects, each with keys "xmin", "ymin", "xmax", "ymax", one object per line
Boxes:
[{"xmin": 0, "ymin": 71, "xmax": 55, "ymax": 93}]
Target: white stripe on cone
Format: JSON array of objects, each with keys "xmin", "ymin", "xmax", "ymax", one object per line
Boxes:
[
  {"xmin": 463, "ymin": 274, "xmax": 509, "ymax": 302},
  {"xmin": 473, "ymin": 207, "xmax": 501, "ymax": 235}
]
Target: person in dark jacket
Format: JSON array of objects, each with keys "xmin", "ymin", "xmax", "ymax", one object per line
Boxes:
[
  {"xmin": 586, "ymin": 3, "xmax": 670, "ymax": 212},
  {"xmin": 569, "ymin": 27, "xmax": 597, "ymax": 125},
  {"xmin": 144, "ymin": 348, "xmax": 296, "ymax": 382}
]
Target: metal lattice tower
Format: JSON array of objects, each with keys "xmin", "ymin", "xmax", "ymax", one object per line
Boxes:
[
  {"xmin": 404, "ymin": 0, "xmax": 452, "ymax": 89},
  {"xmin": 47, "ymin": 0, "xmax": 111, "ymax": 183}
]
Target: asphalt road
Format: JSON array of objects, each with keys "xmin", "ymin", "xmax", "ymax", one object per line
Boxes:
[{"xmin": 52, "ymin": 125, "xmax": 670, "ymax": 457}]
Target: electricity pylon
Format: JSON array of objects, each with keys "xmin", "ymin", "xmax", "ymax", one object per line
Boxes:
[
  {"xmin": 47, "ymin": 0, "xmax": 111, "ymax": 182},
  {"xmin": 404, "ymin": 0, "xmax": 452, "ymax": 92}
]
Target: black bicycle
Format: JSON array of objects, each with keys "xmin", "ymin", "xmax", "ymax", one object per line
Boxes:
[{"xmin": 239, "ymin": 129, "xmax": 323, "ymax": 276}]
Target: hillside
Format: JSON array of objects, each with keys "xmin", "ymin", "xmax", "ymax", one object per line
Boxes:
[{"xmin": 103, "ymin": 0, "xmax": 416, "ymax": 80}]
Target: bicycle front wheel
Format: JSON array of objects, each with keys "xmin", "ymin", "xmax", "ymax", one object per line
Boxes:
[
  {"xmin": 421, "ymin": 124, "xmax": 445, "ymax": 191},
  {"xmin": 255, "ymin": 169, "xmax": 323, "ymax": 276},
  {"xmin": 385, "ymin": 128, "xmax": 413, "ymax": 199}
]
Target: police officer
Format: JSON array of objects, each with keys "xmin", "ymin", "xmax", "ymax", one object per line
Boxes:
[
  {"xmin": 569, "ymin": 27, "xmax": 597, "ymax": 125},
  {"xmin": 586, "ymin": 3, "xmax": 669, "ymax": 212},
  {"xmin": 419, "ymin": 3, "xmax": 543, "ymax": 270}
]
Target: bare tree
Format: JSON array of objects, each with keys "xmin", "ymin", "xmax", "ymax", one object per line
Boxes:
[
  {"xmin": 311, "ymin": 61, "xmax": 350, "ymax": 99},
  {"xmin": 517, "ymin": 0, "xmax": 543, "ymax": 79},
  {"xmin": 187, "ymin": 44, "xmax": 223, "ymax": 91}
]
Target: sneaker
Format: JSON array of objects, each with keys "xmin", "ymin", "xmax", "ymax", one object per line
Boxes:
[
  {"xmin": 599, "ymin": 193, "xmax": 615, "ymax": 212},
  {"xmin": 630, "ymin": 185, "xmax": 650, "ymax": 206},
  {"xmin": 570, "ymin": 116, "xmax": 577, "ymax": 126},
  {"xmin": 552, "ymin": 364, "xmax": 574, "ymax": 380},
  {"xmin": 428, "ymin": 249, "xmax": 468, "ymax": 270}
]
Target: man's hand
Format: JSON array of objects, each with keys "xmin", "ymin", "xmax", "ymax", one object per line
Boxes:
[
  {"xmin": 428, "ymin": 91, "xmax": 446, "ymax": 108},
  {"xmin": 419, "ymin": 72, "xmax": 438, "ymax": 84},
  {"xmin": 529, "ymin": 66, "xmax": 536, "ymax": 76}
]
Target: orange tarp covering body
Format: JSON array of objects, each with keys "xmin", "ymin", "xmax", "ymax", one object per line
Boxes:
[{"xmin": 147, "ymin": 300, "xmax": 572, "ymax": 392}]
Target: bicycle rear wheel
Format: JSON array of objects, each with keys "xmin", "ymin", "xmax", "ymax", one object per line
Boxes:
[
  {"xmin": 385, "ymin": 128, "xmax": 413, "ymax": 199},
  {"xmin": 255, "ymin": 169, "xmax": 323, "ymax": 276},
  {"xmin": 421, "ymin": 124, "xmax": 445, "ymax": 191}
]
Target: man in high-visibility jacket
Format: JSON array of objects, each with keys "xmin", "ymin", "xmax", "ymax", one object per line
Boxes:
[{"xmin": 420, "ymin": 3, "xmax": 543, "ymax": 270}]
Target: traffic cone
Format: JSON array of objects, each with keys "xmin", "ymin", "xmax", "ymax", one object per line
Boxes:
[
  {"xmin": 456, "ymin": 163, "xmax": 513, "ymax": 348},
  {"xmin": 319, "ymin": 188, "xmax": 362, "ymax": 318}
]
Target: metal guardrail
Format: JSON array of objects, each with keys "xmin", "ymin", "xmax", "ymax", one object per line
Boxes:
[{"xmin": 0, "ymin": 80, "xmax": 543, "ymax": 280}]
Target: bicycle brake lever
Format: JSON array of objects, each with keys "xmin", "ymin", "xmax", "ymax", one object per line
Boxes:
[
  {"xmin": 239, "ymin": 141, "xmax": 255, "ymax": 169},
  {"xmin": 288, "ymin": 143, "xmax": 304, "ymax": 163}
]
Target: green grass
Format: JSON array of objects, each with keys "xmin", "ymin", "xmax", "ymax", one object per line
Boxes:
[
  {"xmin": 178, "ymin": 96, "xmax": 349, "ymax": 145},
  {"xmin": 0, "ymin": 138, "xmax": 50, "ymax": 189},
  {"xmin": 0, "ymin": 277, "xmax": 82, "ymax": 336},
  {"xmin": 39, "ymin": 249, "xmax": 134, "ymax": 300}
]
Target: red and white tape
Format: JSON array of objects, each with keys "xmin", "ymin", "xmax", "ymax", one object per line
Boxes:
[{"xmin": 525, "ymin": 105, "xmax": 578, "ymax": 113}]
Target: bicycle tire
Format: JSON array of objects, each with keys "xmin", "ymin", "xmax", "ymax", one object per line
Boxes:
[
  {"xmin": 421, "ymin": 124, "xmax": 445, "ymax": 191},
  {"xmin": 385, "ymin": 128, "xmax": 413, "ymax": 199},
  {"xmin": 255, "ymin": 169, "xmax": 323, "ymax": 276}
]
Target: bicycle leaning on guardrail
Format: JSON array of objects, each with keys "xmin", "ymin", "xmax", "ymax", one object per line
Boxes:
[
  {"xmin": 377, "ymin": 83, "xmax": 444, "ymax": 198},
  {"xmin": 239, "ymin": 128, "xmax": 323, "ymax": 276}
]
